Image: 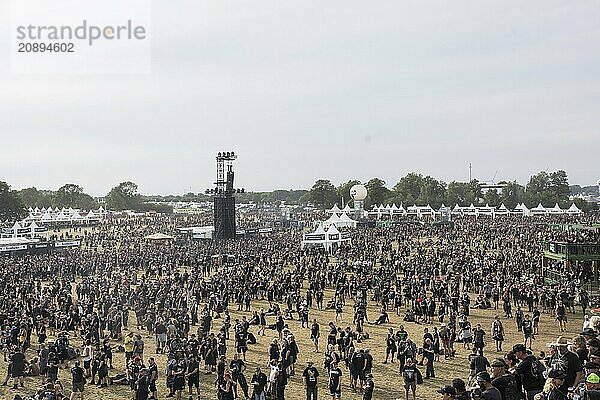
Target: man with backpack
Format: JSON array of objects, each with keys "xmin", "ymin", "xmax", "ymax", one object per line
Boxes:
[
  {"xmin": 513, "ymin": 344, "xmax": 544, "ymax": 400},
  {"xmin": 490, "ymin": 358, "xmax": 519, "ymax": 400}
]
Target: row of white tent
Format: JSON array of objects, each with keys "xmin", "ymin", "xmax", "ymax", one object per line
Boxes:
[
  {"xmin": 301, "ymin": 223, "xmax": 352, "ymax": 251},
  {"xmin": 320, "ymin": 212, "xmax": 358, "ymax": 228},
  {"xmin": 363, "ymin": 202, "xmax": 583, "ymax": 218},
  {"xmin": 27, "ymin": 206, "xmax": 107, "ymax": 215},
  {"xmin": 23, "ymin": 207, "xmax": 106, "ymax": 224},
  {"xmin": 1, "ymin": 221, "xmax": 48, "ymax": 239}
]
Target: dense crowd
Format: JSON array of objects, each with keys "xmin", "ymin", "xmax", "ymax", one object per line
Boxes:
[{"xmin": 0, "ymin": 212, "xmax": 599, "ymax": 400}]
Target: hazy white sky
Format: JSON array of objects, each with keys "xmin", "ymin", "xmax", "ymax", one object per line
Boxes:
[{"xmin": 1, "ymin": 1, "xmax": 599, "ymax": 196}]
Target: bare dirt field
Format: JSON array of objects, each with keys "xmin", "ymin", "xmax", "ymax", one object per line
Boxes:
[{"xmin": 0, "ymin": 284, "xmax": 584, "ymax": 400}]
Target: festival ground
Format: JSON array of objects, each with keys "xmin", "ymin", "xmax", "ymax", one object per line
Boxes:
[{"xmin": 0, "ymin": 281, "xmax": 585, "ymax": 400}]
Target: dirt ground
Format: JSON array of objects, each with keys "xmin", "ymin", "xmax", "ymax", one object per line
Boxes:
[{"xmin": 0, "ymin": 284, "xmax": 585, "ymax": 400}]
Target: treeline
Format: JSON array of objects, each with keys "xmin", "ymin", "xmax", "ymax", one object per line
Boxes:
[
  {"xmin": 143, "ymin": 189, "xmax": 308, "ymax": 205},
  {"xmin": 1, "ymin": 170, "xmax": 596, "ymax": 221},
  {"xmin": 305, "ymin": 170, "xmax": 597, "ymax": 212}
]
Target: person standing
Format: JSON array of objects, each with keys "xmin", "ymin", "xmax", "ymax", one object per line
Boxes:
[
  {"xmin": 251, "ymin": 366, "xmax": 267, "ymax": 400},
  {"xmin": 491, "ymin": 316, "xmax": 504, "ymax": 352},
  {"xmin": 310, "ymin": 320, "xmax": 320, "ymax": 353},
  {"xmin": 423, "ymin": 338, "xmax": 435, "ymax": 379},
  {"xmin": 512, "ymin": 344, "xmax": 544, "ymax": 400},
  {"xmin": 401, "ymin": 358, "xmax": 420, "ymax": 400},
  {"xmin": 328, "ymin": 361, "xmax": 342, "ymax": 400},
  {"xmin": 70, "ymin": 360, "xmax": 85, "ymax": 400},
  {"xmin": 302, "ymin": 360, "xmax": 319, "ymax": 400},
  {"xmin": 475, "ymin": 372, "xmax": 502, "ymax": 400},
  {"xmin": 10, "ymin": 347, "xmax": 26, "ymax": 389},
  {"xmin": 489, "ymin": 358, "xmax": 518, "ymax": 400},
  {"xmin": 522, "ymin": 314, "xmax": 534, "ymax": 349},
  {"xmin": 135, "ymin": 368, "xmax": 151, "ymax": 400},
  {"xmin": 186, "ymin": 354, "xmax": 200, "ymax": 398},
  {"xmin": 384, "ymin": 328, "xmax": 397, "ymax": 364},
  {"xmin": 363, "ymin": 373, "xmax": 374, "ymax": 400}
]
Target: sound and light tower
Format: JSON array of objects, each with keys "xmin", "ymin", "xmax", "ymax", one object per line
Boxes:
[{"xmin": 206, "ymin": 152, "xmax": 244, "ymax": 240}]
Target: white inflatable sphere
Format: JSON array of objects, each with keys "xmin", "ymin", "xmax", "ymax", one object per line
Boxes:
[{"xmin": 350, "ymin": 184, "xmax": 367, "ymax": 201}]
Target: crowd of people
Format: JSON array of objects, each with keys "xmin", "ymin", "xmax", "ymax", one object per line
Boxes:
[{"xmin": 0, "ymin": 212, "xmax": 598, "ymax": 400}]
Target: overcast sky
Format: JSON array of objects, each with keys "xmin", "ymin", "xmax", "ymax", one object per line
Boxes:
[{"xmin": 1, "ymin": 1, "xmax": 599, "ymax": 196}]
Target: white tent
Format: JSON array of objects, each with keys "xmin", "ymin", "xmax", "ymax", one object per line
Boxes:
[
  {"xmin": 55, "ymin": 211, "xmax": 70, "ymax": 222},
  {"xmin": 531, "ymin": 203, "xmax": 547, "ymax": 216},
  {"xmin": 323, "ymin": 213, "xmax": 343, "ymax": 228},
  {"xmin": 71, "ymin": 211, "xmax": 84, "ymax": 220},
  {"xmin": 464, "ymin": 203, "xmax": 477, "ymax": 216},
  {"xmin": 342, "ymin": 204, "xmax": 353, "ymax": 214},
  {"xmin": 566, "ymin": 203, "xmax": 583, "ymax": 215},
  {"xmin": 549, "ymin": 203, "xmax": 564, "ymax": 214},
  {"xmin": 41, "ymin": 212, "xmax": 53, "ymax": 222},
  {"xmin": 494, "ymin": 203, "xmax": 509, "ymax": 216},
  {"xmin": 327, "ymin": 204, "xmax": 342, "ymax": 214},
  {"xmin": 27, "ymin": 221, "xmax": 47, "ymax": 237},
  {"xmin": 338, "ymin": 213, "xmax": 357, "ymax": 228}
]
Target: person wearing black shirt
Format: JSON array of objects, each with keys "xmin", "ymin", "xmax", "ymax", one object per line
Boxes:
[
  {"xmin": 363, "ymin": 373, "xmax": 374, "ymax": 400},
  {"xmin": 513, "ymin": 344, "xmax": 543, "ymax": 400},
  {"xmin": 423, "ymin": 339, "xmax": 435, "ymax": 378},
  {"xmin": 452, "ymin": 378, "xmax": 470, "ymax": 400},
  {"xmin": 310, "ymin": 320, "xmax": 320, "ymax": 353},
  {"xmin": 251, "ymin": 366, "xmax": 267, "ymax": 400},
  {"xmin": 230, "ymin": 353, "xmax": 248, "ymax": 399},
  {"xmin": 401, "ymin": 358, "xmax": 419, "ymax": 400},
  {"xmin": 364, "ymin": 349, "xmax": 373, "ymax": 375},
  {"xmin": 551, "ymin": 336, "xmax": 583, "ymax": 393},
  {"xmin": 148, "ymin": 357, "xmax": 159, "ymax": 400},
  {"xmin": 47, "ymin": 351, "xmax": 60, "ymax": 383},
  {"xmin": 522, "ymin": 315, "xmax": 534, "ymax": 349},
  {"xmin": 352, "ymin": 349, "xmax": 366, "ymax": 386},
  {"xmin": 328, "ymin": 361, "xmax": 342, "ymax": 399},
  {"xmin": 71, "ymin": 360, "xmax": 85, "ymax": 399},
  {"xmin": 490, "ymin": 358, "xmax": 518, "ymax": 400},
  {"xmin": 172, "ymin": 359, "xmax": 186, "ymax": 400},
  {"xmin": 269, "ymin": 339, "xmax": 280, "ymax": 362},
  {"xmin": 302, "ymin": 360, "xmax": 319, "ymax": 400},
  {"xmin": 136, "ymin": 368, "xmax": 151, "ymax": 400},
  {"xmin": 473, "ymin": 324, "xmax": 486, "ymax": 352},
  {"xmin": 384, "ymin": 328, "xmax": 397, "ymax": 364},
  {"xmin": 186, "ymin": 355, "xmax": 200, "ymax": 398},
  {"xmin": 236, "ymin": 330, "xmax": 248, "ymax": 361},
  {"xmin": 470, "ymin": 349, "xmax": 490, "ymax": 380},
  {"xmin": 10, "ymin": 348, "xmax": 26, "ymax": 389},
  {"xmin": 275, "ymin": 361, "xmax": 288, "ymax": 400}
]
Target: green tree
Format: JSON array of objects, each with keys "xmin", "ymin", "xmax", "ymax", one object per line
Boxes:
[
  {"xmin": 106, "ymin": 181, "xmax": 141, "ymax": 211},
  {"xmin": 483, "ymin": 189, "xmax": 501, "ymax": 206},
  {"xmin": 54, "ymin": 184, "xmax": 98, "ymax": 209},
  {"xmin": 573, "ymin": 198, "xmax": 598, "ymax": 213},
  {"xmin": 465, "ymin": 180, "xmax": 482, "ymax": 205},
  {"xmin": 525, "ymin": 171, "xmax": 570, "ymax": 207},
  {"xmin": 549, "ymin": 170, "xmax": 570, "ymax": 206},
  {"xmin": 499, "ymin": 181, "xmax": 525, "ymax": 209},
  {"xmin": 0, "ymin": 181, "xmax": 27, "ymax": 221},
  {"xmin": 417, "ymin": 176, "xmax": 446, "ymax": 208},
  {"xmin": 17, "ymin": 187, "xmax": 53, "ymax": 208},
  {"xmin": 337, "ymin": 180, "xmax": 361, "ymax": 207},
  {"xmin": 307, "ymin": 179, "xmax": 337, "ymax": 209},
  {"xmin": 392, "ymin": 173, "xmax": 424, "ymax": 205},
  {"xmin": 445, "ymin": 181, "xmax": 469, "ymax": 206},
  {"xmin": 365, "ymin": 178, "xmax": 391, "ymax": 208}
]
